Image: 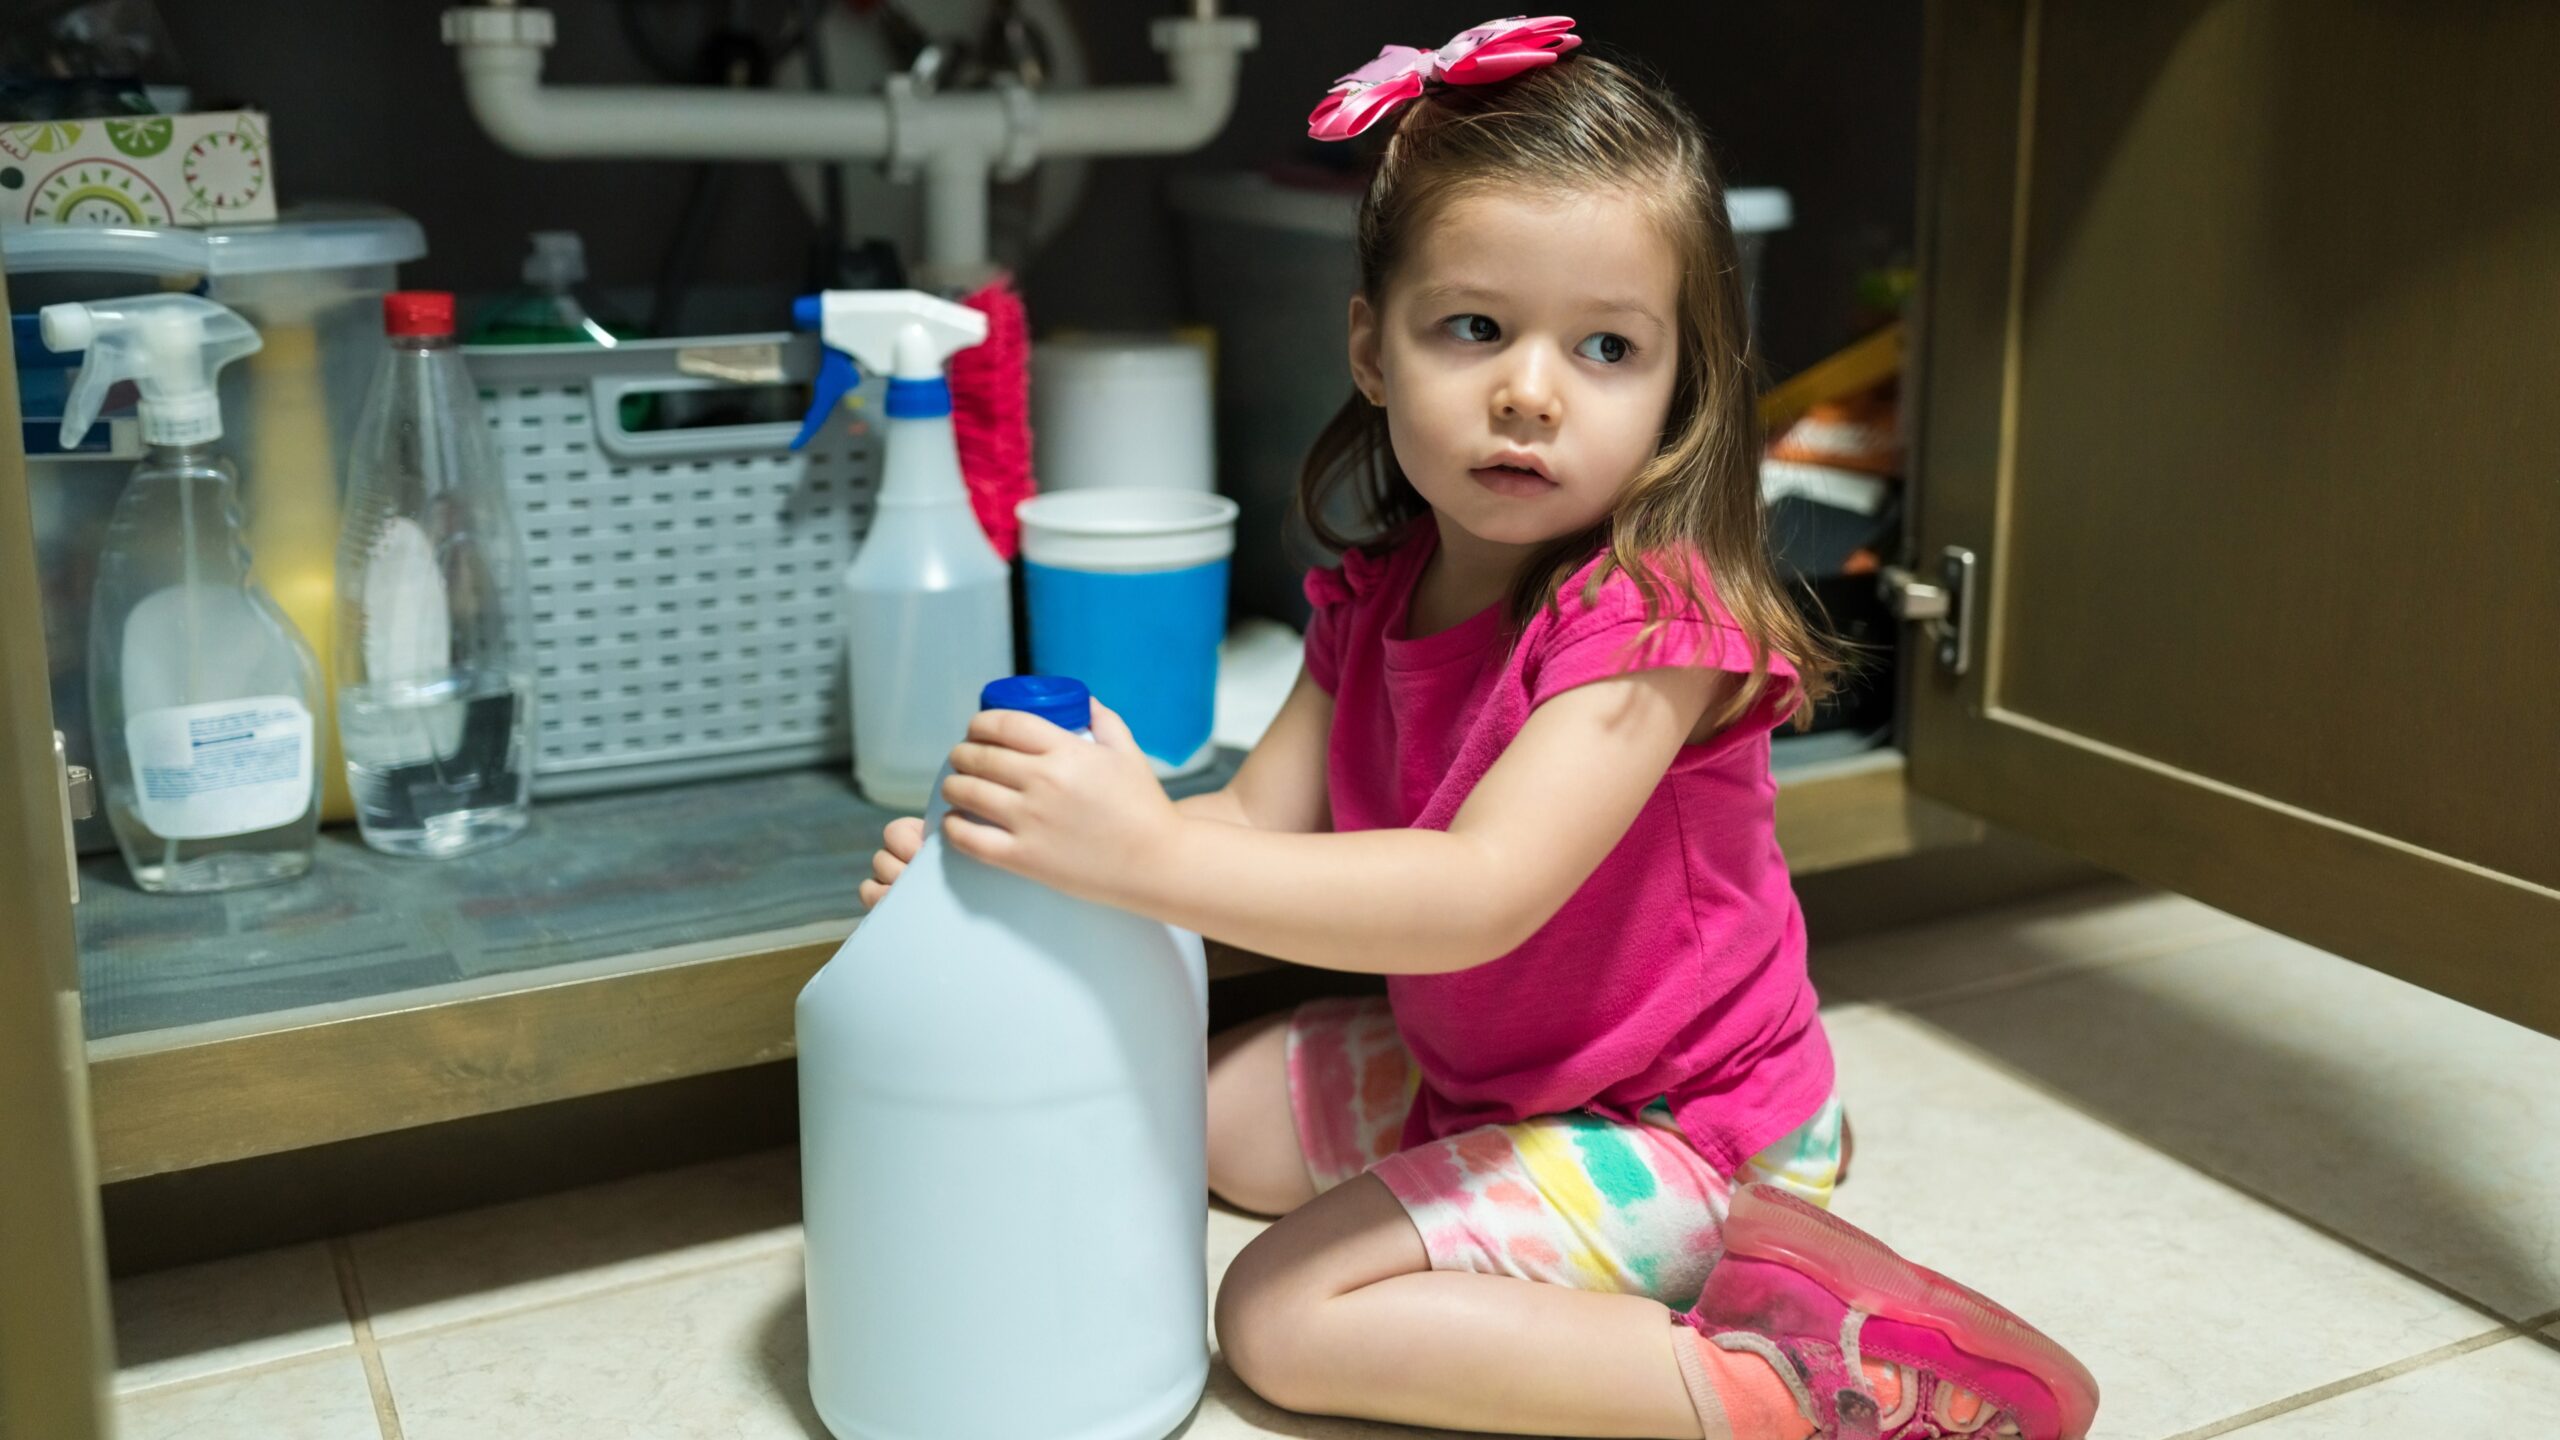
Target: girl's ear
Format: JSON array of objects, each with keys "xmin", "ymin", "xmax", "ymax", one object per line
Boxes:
[{"xmin": 1347, "ymin": 293, "xmax": 1386, "ymax": 406}]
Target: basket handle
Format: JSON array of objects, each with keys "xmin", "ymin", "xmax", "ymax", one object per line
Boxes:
[{"xmin": 589, "ymin": 374, "xmax": 807, "ymax": 461}]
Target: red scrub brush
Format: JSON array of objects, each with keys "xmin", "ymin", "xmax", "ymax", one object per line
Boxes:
[{"xmin": 948, "ymin": 274, "xmax": 1034, "ymax": 559}]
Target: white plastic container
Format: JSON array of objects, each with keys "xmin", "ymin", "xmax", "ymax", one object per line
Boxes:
[
  {"xmin": 1017, "ymin": 488, "xmax": 1238, "ymax": 778},
  {"xmin": 796, "ymin": 290, "xmax": 1014, "ymax": 810},
  {"xmin": 1031, "ymin": 334, "xmax": 1215, "ymax": 493},
  {"xmin": 797, "ymin": 675, "xmax": 1210, "ymax": 1440}
]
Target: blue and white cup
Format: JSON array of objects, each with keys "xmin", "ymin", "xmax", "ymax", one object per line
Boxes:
[{"xmin": 1017, "ymin": 488, "xmax": 1240, "ymax": 778}]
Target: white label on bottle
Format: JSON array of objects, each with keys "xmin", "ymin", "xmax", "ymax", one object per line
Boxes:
[{"xmin": 125, "ymin": 697, "xmax": 315, "ymax": 840}]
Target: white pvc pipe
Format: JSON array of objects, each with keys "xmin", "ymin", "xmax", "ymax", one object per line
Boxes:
[
  {"xmin": 447, "ymin": 8, "xmax": 1254, "ymax": 283},
  {"xmin": 1038, "ymin": 30, "xmax": 1243, "ymax": 155},
  {"xmin": 448, "ymin": 13, "xmax": 1250, "ymax": 168},
  {"xmin": 454, "ymin": 45, "xmax": 895, "ymax": 159},
  {"xmin": 922, "ymin": 148, "xmax": 992, "ymax": 279}
]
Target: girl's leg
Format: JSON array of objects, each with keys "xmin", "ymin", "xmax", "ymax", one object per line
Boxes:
[
  {"xmin": 1207, "ymin": 1013, "xmax": 1318, "ymax": 1217},
  {"xmin": 1216, "ymin": 1173, "xmax": 1707, "ymax": 1439}
]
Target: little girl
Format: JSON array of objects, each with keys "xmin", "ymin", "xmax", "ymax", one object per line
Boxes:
[{"xmin": 866, "ymin": 19, "xmax": 2099, "ymax": 1440}]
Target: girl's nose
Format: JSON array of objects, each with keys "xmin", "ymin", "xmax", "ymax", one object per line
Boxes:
[{"xmin": 1494, "ymin": 347, "xmax": 1561, "ymax": 427}]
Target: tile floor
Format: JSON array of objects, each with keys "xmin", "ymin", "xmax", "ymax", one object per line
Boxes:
[{"xmin": 110, "ymin": 882, "xmax": 2560, "ymax": 1439}]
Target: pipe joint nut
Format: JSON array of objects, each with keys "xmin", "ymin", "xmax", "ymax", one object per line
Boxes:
[
  {"xmin": 1149, "ymin": 15, "xmax": 1259, "ymax": 56},
  {"xmin": 882, "ymin": 73, "xmax": 926, "ymax": 182},
  {"xmin": 993, "ymin": 76, "xmax": 1040, "ymax": 181},
  {"xmin": 441, "ymin": 5, "xmax": 556, "ymax": 48}
]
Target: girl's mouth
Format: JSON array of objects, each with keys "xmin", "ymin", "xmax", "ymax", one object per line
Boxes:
[{"xmin": 1471, "ymin": 463, "xmax": 1557, "ymax": 498}]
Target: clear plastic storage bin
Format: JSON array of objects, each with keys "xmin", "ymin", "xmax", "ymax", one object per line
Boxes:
[{"xmin": 9, "ymin": 209, "xmax": 427, "ymax": 847}]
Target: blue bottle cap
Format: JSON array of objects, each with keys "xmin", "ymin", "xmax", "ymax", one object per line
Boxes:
[
  {"xmin": 979, "ymin": 676, "xmax": 1091, "ymax": 730},
  {"xmin": 883, "ymin": 374, "xmax": 952, "ymax": 419}
]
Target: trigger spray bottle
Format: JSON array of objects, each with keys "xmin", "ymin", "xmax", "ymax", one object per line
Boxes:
[
  {"xmin": 44, "ymin": 295, "xmax": 323, "ymax": 893},
  {"xmin": 792, "ymin": 290, "xmax": 1013, "ymax": 810}
]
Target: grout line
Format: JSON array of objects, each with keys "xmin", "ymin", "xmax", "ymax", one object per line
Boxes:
[
  {"xmin": 356, "ymin": 1228, "xmax": 805, "ymax": 1347},
  {"xmin": 2162, "ymin": 1324, "xmax": 2524, "ymax": 1439},
  {"xmin": 1838, "ymin": 911, "xmax": 2255, "ymax": 1015},
  {"xmin": 329, "ymin": 1239, "xmax": 406, "ymax": 1440},
  {"xmin": 1869, "ymin": 938, "xmax": 2181, "ymax": 1012},
  {"xmin": 1815, "ymin": 999, "xmax": 1892, "ymax": 1030}
]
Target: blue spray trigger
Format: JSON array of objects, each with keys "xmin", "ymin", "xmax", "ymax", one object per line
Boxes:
[{"xmin": 792, "ymin": 344, "xmax": 860, "ymax": 451}]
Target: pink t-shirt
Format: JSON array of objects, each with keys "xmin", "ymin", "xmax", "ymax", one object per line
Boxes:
[{"xmin": 1301, "ymin": 525, "xmax": 1834, "ymax": 1177}]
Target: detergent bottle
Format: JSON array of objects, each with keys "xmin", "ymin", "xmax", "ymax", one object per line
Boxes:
[
  {"xmin": 797, "ymin": 675, "xmax": 1209, "ymax": 1440},
  {"xmin": 43, "ymin": 294, "xmax": 323, "ymax": 893},
  {"xmin": 792, "ymin": 290, "xmax": 1013, "ymax": 810}
]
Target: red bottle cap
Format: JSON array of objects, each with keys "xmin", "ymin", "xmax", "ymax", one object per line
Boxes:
[{"xmin": 384, "ymin": 291, "xmax": 456, "ymax": 339}]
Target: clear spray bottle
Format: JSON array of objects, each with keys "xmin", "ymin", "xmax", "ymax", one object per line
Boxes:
[
  {"xmin": 44, "ymin": 295, "xmax": 323, "ymax": 894},
  {"xmin": 792, "ymin": 290, "xmax": 1013, "ymax": 810}
]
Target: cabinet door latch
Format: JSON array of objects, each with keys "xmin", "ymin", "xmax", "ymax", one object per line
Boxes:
[
  {"xmin": 1881, "ymin": 546, "xmax": 1978, "ymax": 677},
  {"xmin": 54, "ymin": 730, "xmax": 91, "ymax": 905}
]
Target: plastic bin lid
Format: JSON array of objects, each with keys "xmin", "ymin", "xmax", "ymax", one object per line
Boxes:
[
  {"xmin": 1169, "ymin": 170, "xmax": 1793, "ymax": 237},
  {"xmin": 0, "ymin": 206, "xmax": 426, "ymax": 276}
]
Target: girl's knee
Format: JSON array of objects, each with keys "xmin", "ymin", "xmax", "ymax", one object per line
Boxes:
[
  {"xmin": 1213, "ymin": 1244, "xmax": 1328, "ymax": 1414},
  {"xmin": 1207, "ymin": 1014, "xmax": 1314, "ymax": 1216},
  {"xmin": 1213, "ymin": 1177, "xmax": 1427, "ymax": 1414}
]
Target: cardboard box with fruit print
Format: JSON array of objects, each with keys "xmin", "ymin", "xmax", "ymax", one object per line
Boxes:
[{"xmin": 0, "ymin": 111, "xmax": 275, "ymax": 229}]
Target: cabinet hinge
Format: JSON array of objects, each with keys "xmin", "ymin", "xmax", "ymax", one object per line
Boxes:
[{"xmin": 1881, "ymin": 545, "xmax": 1978, "ymax": 676}]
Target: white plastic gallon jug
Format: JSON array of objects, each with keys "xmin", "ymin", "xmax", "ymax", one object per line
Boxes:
[{"xmin": 797, "ymin": 675, "xmax": 1210, "ymax": 1440}]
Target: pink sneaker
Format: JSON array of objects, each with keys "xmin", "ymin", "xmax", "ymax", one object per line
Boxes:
[{"xmin": 1684, "ymin": 1185, "xmax": 2100, "ymax": 1440}]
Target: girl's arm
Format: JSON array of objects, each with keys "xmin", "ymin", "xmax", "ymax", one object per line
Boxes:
[
  {"xmin": 941, "ymin": 664, "xmax": 1724, "ymax": 976},
  {"xmin": 864, "ymin": 672, "xmax": 1333, "ymax": 909},
  {"xmin": 1171, "ymin": 668, "xmax": 1335, "ymax": 833}
]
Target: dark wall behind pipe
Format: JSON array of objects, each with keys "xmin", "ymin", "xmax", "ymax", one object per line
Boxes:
[{"xmin": 162, "ymin": 0, "xmax": 1917, "ymax": 377}]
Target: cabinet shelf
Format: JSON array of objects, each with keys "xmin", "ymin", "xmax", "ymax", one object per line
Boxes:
[{"xmin": 80, "ymin": 737, "xmax": 1967, "ymax": 1183}]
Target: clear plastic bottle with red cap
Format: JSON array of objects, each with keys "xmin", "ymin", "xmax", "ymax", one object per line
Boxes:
[{"xmin": 333, "ymin": 291, "xmax": 536, "ymax": 858}]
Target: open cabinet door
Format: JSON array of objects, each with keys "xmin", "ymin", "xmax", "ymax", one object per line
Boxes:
[
  {"xmin": 0, "ymin": 265, "xmax": 117, "ymax": 1435},
  {"xmin": 1904, "ymin": 0, "xmax": 2558, "ymax": 1033}
]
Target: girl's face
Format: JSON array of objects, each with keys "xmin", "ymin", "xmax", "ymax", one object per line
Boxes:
[{"xmin": 1349, "ymin": 185, "xmax": 1683, "ymax": 552}]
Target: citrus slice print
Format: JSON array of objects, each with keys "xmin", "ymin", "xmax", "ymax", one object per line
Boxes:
[
  {"xmin": 106, "ymin": 116, "xmax": 174, "ymax": 157},
  {"xmin": 28, "ymin": 158, "xmax": 173, "ymax": 225},
  {"xmin": 181, "ymin": 126, "xmax": 266, "ymax": 218},
  {"xmin": 6, "ymin": 121, "xmax": 84, "ymax": 154}
]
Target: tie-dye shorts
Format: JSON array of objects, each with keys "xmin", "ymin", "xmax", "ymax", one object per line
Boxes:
[{"xmin": 1285, "ymin": 996, "xmax": 1844, "ymax": 1312}]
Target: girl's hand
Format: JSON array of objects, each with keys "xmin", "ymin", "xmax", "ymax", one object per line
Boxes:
[
  {"xmin": 858, "ymin": 816, "xmax": 927, "ymax": 910},
  {"xmin": 940, "ymin": 700, "xmax": 1179, "ymax": 905}
]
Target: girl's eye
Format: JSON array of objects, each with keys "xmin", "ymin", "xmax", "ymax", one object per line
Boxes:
[
  {"xmin": 1441, "ymin": 314, "xmax": 1501, "ymax": 343},
  {"xmin": 1576, "ymin": 332, "xmax": 1634, "ymax": 364}
]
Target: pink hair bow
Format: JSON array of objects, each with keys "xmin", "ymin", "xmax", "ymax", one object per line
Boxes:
[{"xmin": 1307, "ymin": 15, "xmax": 1582, "ymax": 141}]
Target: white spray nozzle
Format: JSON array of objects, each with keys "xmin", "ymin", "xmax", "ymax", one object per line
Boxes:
[
  {"xmin": 811, "ymin": 290, "xmax": 987, "ymax": 381},
  {"xmin": 790, "ymin": 289, "xmax": 990, "ymax": 448},
  {"xmin": 39, "ymin": 305, "xmax": 95, "ymax": 352},
  {"xmin": 40, "ymin": 294, "xmax": 262, "ymax": 449}
]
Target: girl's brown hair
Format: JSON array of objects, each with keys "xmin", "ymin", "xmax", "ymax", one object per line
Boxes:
[{"xmin": 1298, "ymin": 52, "xmax": 1837, "ymax": 729}]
